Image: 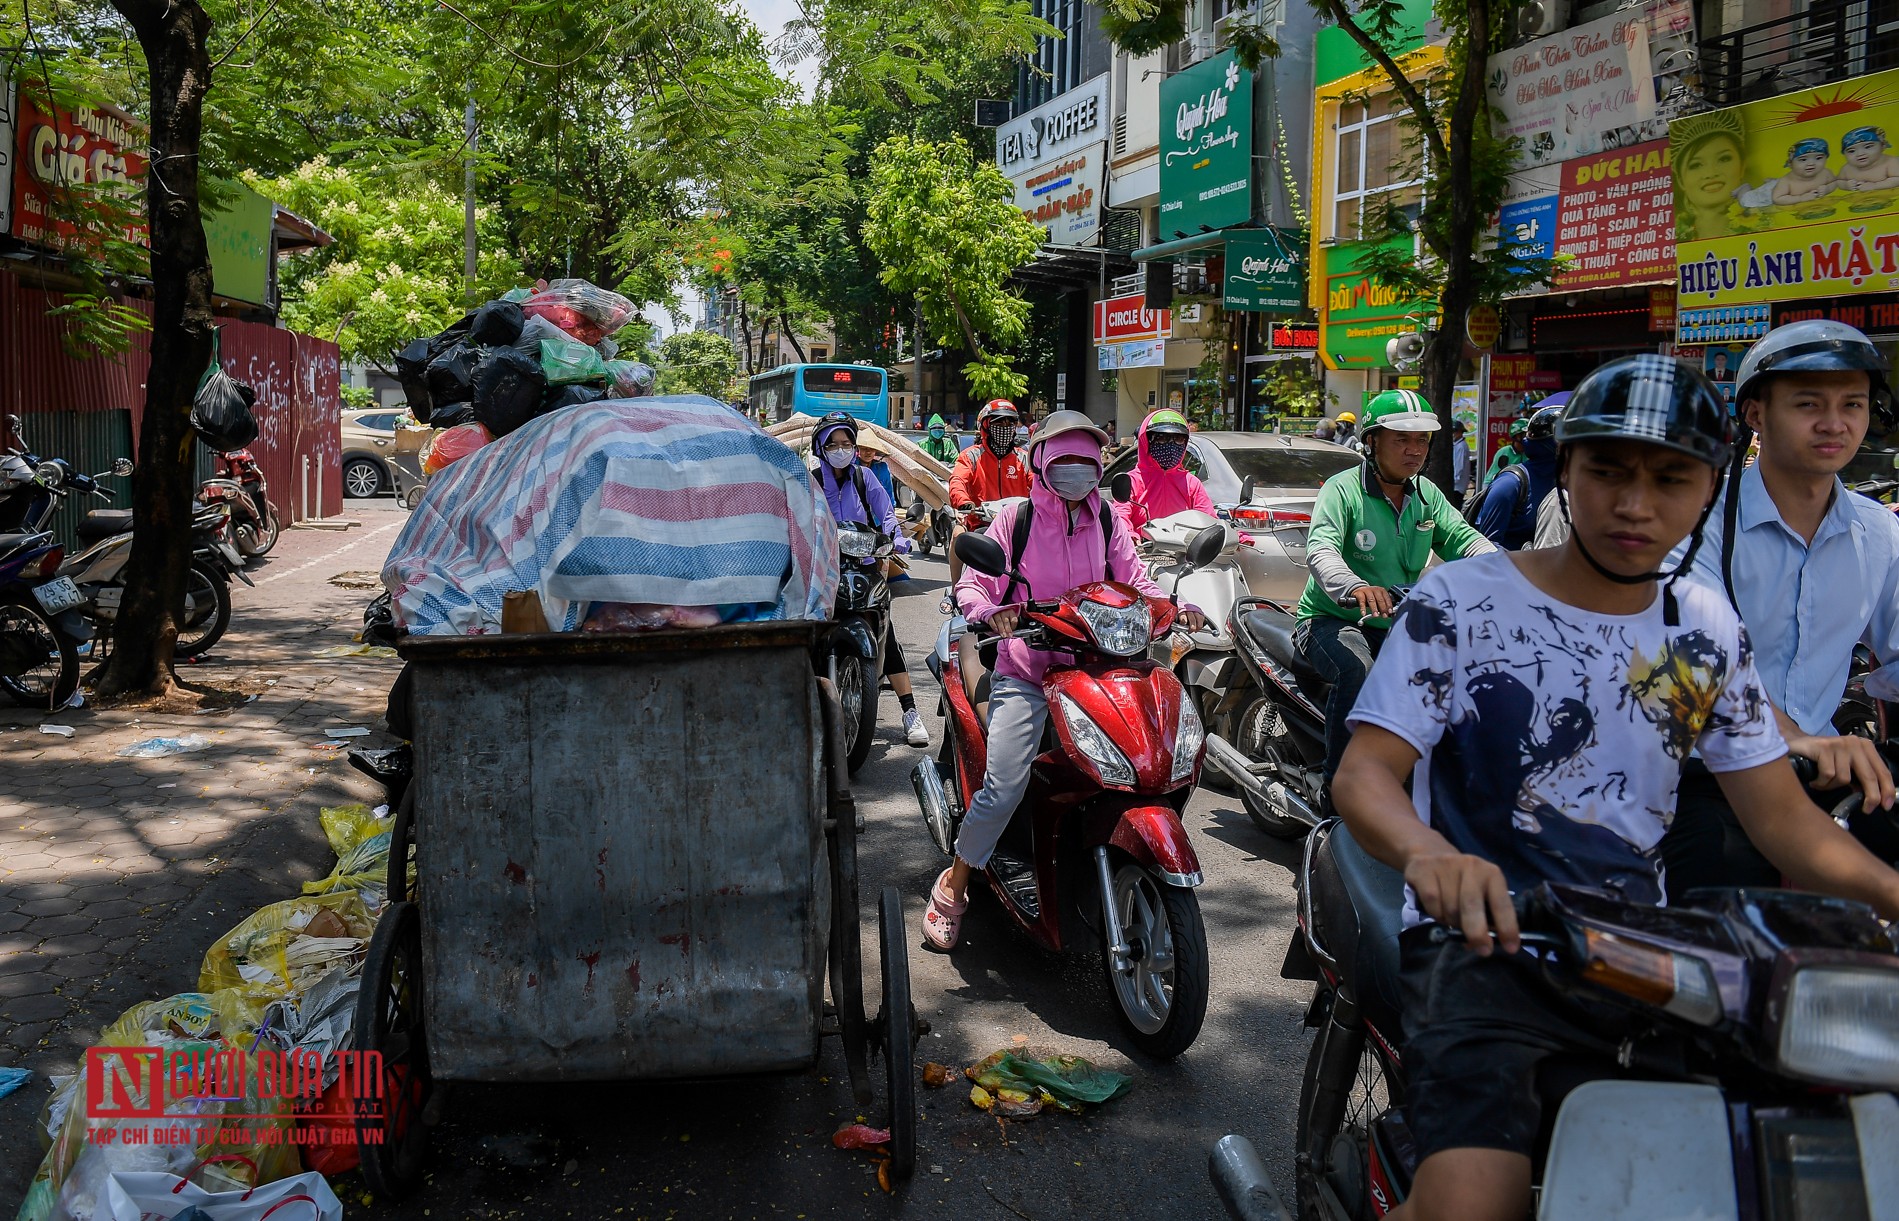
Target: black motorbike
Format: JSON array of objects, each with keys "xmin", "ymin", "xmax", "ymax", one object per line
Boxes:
[
  {"xmin": 903, "ymin": 498, "xmax": 953, "ymax": 557},
  {"xmin": 1210, "ymin": 817, "xmax": 1899, "ymax": 1221},
  {"xmin": 821, "ymin": 521, "xmax": 895, "ymax": 775}
]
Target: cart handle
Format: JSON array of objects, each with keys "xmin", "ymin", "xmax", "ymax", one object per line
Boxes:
[{"xmin": 815, "ymin": 676, "xmax": 860, "ymax": 832}]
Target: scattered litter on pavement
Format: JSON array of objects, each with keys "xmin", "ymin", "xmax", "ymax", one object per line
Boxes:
[
  {"xmin": 314, "ymin": 643, "xmax": 398, "ymax": 659},
  {"xmin": 832, "ymin": 1124, "xmax": 890, "ymax": 1150},
  {"xmin": 921, "ymin": 1062, "xmax": 953, "ymax": 1088},
  {"xmin": 963, "ymin": 1050, "xmax": 1132, "ymax": 1118},
  {"xmin": 325, "ymin": 726, "xmax": 372, "ymax": 737},
  {"xmin": 38, "ymin": 724, "xmax": 74, "ymax": 737},
  {"xmin": 63, "ymin": 691, "xmax": 84, "ymax": 709},
  {"xmin": 157, "ymin": 784, "xmax": 176, "ymax": 789},
  {"xmin": 327, "ymin": 571, "xmax": 383, "ymax": 590},
  {"xmin": 117, "ymin": 734, "xmax": 214, "ymax": 758},
  {"xmin": 372, "ymin": 804, "xmax": 389, "ymax": 818},
  {"xmin": 0, "ymin": 1067, "xmax": 31, "ymax": 1098}
]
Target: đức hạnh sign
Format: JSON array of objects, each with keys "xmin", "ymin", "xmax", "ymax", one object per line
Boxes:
[{"xmin": 1671, "ymin": 66, "xmax": 1899, "ymax": 307}]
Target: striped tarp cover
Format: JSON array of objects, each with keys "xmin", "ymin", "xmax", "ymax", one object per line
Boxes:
[{"xmin": 383, "ymin": 396, "xmax": 840, "ymax": 636}]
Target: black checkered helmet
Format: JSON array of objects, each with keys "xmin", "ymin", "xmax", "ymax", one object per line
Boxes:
[
  {"xmin": 1733, "ymin": 319, "xmax": 1893, "ymax": 419},
  {"xmin": 1555, "ymin": 355, "xmax": 1734, "ymax": 469}
]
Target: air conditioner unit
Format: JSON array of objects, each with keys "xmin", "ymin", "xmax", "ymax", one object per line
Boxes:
[
  {"xmin": 1187, "ymin": 31, "xmax": 1218, "ymax": 64},
  {"xmin": 1517, "ymin": 0, "xmax": 1568, "ymax": 42}
]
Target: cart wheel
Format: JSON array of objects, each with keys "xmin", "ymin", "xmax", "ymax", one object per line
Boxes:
[
  {"xmin": 875, "ymin": 887, "xmax": 918, "ymax": 1181},
  {"xmin": 387, "ymin": 785, "xmax": 415, "ymax": 905},
  {"xmin": 353, "ymin": 901, "xmax": 434, "ymax": 1199}
]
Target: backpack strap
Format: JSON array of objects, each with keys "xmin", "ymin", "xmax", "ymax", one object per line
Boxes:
[
  {"xmin": 1002, "ymin": 500, "xmax": 1034, "ymax": 605},
  {"xmin": 1718, "ymin": 436, "xmax": 1749, "ymax": 612}
]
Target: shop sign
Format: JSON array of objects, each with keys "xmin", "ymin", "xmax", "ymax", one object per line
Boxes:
[
  {"xmin": 1678, "ymin": 303, "xmax": 1770, "ymax": 344},
  {"xmin": 1486, "ymin": 1, "xmax": 1697, "ymax": 169},
  {"xmin": 1497, "ymin": 195, "xmax": 1558, "ymax": 275},
  {"xmin": 1012, "ymin": 143, "xmax": 1105, "ymax": 246},
  {"xmin": 1672, "ymin": 66, "xmax": 1899, "ymax": 310},
  {"xmin": 996, "ymin": 75, "xmax": 1109, "ymax": 175},
  {"xmin": 1486, "ymin": 355, "xmax": 1537, "ymax": 465},
  {"xmin": 1771, "ymin": 291, "xmax": 1899, "ymax": 334},
  {"xmin": 205, "ymin": 181, "xmax": 274, "ymax": 307},
  {"xmin": 1466, "ymin": 303, "xmax": 1501, "ymax": 349},
  {"xmin": 0, "ymin": 79, "xmax": 15, "ymax": 237},
  {"xmin": 1649, "ymin": 284, "xmax": 1677, "ymax": 330},
  {"xmin": 1093, "ymin": 293, "xmax": 1171, "ymax": 343},
  {"xmin": 1556, "ymin": 140, "xmax": 1675, "ymax": 287},
  {"xmin": 1098, "ymin": 339, "xmax": 1166, "ymax": 370},
  {"xmin": 1222, "ymin": 228, "xmax": 1304, "ymax": 313},
  {"xmin": 1266, "ymin": 322, "xmax": 1319, "ymax": 350},
  {"xmin": 10, "ymin": 91, "xmax": 147, "ymax": 249},
  {"xmin": 1318, "ymin": 237, "xmax": 1429, "ymax": 369},
  {"xmin": 1159, "ymin": 50, "xmax": 1253, "ymax": 237}
]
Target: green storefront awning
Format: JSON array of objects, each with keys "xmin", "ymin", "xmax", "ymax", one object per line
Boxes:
[{"xmin": 1131, "ymin": 228, "xmax": 1243, "ymax": 262}]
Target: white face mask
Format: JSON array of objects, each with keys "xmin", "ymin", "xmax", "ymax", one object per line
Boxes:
[
  {"xmin": 823, "ymin": 447, "xmax": 855, "ymax": 470},
  {"xmin": 1045, "ymin": 463, "xmax": 1100, "ymax": 502}
]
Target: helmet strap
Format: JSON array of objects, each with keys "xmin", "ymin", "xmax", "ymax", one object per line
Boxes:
[{"xmin": 1556, "ymin": 473, "xmax": 1724, "ymax": 627}]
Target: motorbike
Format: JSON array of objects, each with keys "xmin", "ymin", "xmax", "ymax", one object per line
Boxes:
[
  {"xmin": 0, "ymin": 525, "xmax": 85, "ymax": 709},
  {"xmin": 902, "ymin": 498, "xmax": 954, "ymax": 557},
  {"xmin": 822, "ymin": 521, "xmax": 896, "ymax": 775},
  {"xmin": 57, "ymin": 490, "xmax": 252, "ymax": 660},
  {"xmin": 1209, "ymin": 817, "xmax": 1899, "ymax": 1221},
  {"xmin": 1203, "ymin": 588, "xmax": 1409, "ymax": 840},
  {"xmin": 210, "ymin": 447, "xmax": 281, "ymax": 557},
  {"xmin": 911, "ymin": 527, "xmax": 1224, "ymax": 1058}
]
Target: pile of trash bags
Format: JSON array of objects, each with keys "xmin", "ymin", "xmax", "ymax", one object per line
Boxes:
[
  {"xmin": 392, "ymin": 279, "xmax": 657, "ymax": 475},
  {"xmin": 381, "ymin": 396, "xmax": 840, "ymax": 637},
  {"xmin": 17, "ymin": 805, "xmax": 399, "ymax": 1220}
]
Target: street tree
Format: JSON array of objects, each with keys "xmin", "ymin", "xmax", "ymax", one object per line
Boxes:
[
  {"xmin": 658, "ymin": 330, "xmax": 741, "ymax": 399},
  {"xmin": 862, "ymin": 135, "xmax": 1044, "ymax": 402}
]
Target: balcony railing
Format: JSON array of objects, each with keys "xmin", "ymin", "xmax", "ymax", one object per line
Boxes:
[{"xmin": 1699, "ymin": 0, "xmax": 1899, "ymax": 108}]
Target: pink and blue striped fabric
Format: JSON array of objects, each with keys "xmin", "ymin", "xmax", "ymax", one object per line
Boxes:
[{"xmin": 383, "ymin": 396, "xmax": 840, "ymax": 636}]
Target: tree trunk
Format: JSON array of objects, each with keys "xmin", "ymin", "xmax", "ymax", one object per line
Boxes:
[
  {"xmin": 95, "ymin": 0, "xmax": 216, "ymax": 699},
  {"xmin": 780, "ymin": 313, "xmax": 807, "ymax": 363},
  {"xmin": 1422, "ymin": 0, "xmax": 1490, "ymax": 492},
  {"xmin": 736, "ymin": 298, "xmax": 754, "ymax": 377}
]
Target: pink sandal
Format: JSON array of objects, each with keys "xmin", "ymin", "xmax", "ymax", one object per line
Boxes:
[{"xmin": 922, "ymin": 868, "xmax": 968, "ymax": 951}]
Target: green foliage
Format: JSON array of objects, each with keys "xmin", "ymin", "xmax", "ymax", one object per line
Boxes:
[
  {"xmin": 1253, "ymin": 359, "xmax": 1335, "ymax": 417},
  {"xmin": 1096, "ymin": 0, "xmax": 1188, "ymax": 57},
  {"xmin": 251, "ymin": 160, "xmax": 525, "ymax": 368},
  {"xmin": 339, "ymin": 384, "xmax": 378, "ymax": 409},
  {"xmin": 862, "ymin": 135, "xmax": 1043, "ymax": 402},
  {"xmin": 659, "ymin": 329, "xmax": 740, "ymax": 399}
]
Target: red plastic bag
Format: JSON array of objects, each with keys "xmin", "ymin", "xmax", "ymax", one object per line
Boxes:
[
  {"xmin": 421, "ymin": 422, "xmax": 494, "ymax": 475},
  {"xmin": 294, "ymin": 1076, "xmax": 359, "ymax": 1175}
]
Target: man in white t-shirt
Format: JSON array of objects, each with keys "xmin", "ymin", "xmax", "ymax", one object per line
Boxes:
[{"xmin": 1333, "ymin": 355, "xmax": 1899, "ymax": 1221}]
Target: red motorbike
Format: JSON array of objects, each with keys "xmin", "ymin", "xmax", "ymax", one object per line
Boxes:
[
  {"xmin": 208, "ymin": 448, "xmax": 279, "ymax": 557},
  {"xmin": 912, "ymin": 527, "xmax": 1225, "ymax": 1057}
]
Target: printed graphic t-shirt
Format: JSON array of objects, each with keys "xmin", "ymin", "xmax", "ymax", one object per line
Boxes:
[{"xmin": 1347, "ymin": 552, "xmax": 1786, "ymax": 925}]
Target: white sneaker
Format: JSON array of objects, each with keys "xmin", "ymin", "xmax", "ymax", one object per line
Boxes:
[{"xmin": 903, "ymin": 707, "xmax": 931, "ymax": 748}]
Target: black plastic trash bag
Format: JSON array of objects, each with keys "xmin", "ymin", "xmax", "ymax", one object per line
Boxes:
[
  {"xmin": 393, "ymin": 337, "xmax": 436, "ymax": 420},
  {"xmin": 191, "ymin": 331, "xmax": 259, "ymax": 451},
  {"xmin": 426, "ymin": 344, "xmax": 480, "ymax": 413},
  {"xmin": 471, "ymin": 348, "xmax": 546, "ymax": 438},
  {"xmin": 539, "ymin": 384, "xmax": 606, "ymax": 416},
  {"xmin": 429, "ymin": 402, "xmax": 477, "ymax": 430},
  {"xmin": 469, "ymin": 299, "xmax": 525, "ymax": 346}
]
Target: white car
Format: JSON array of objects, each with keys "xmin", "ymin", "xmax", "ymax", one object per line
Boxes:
[{"xmin": 1104, "ymin": 432, "xmax": 1361, "ymax": 602}]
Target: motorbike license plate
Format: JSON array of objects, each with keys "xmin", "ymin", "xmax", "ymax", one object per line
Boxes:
[{"xmin": 31, "ymin": 577, "xmax": 83, "ymax": 615}]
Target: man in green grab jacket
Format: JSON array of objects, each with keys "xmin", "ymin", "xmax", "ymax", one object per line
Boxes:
[
  {"xmin": 919, "ymin": 414, "xmax": 963, "ymax": 465},
  {"xmin": 1295, "ymin": 389, "xmax": 1495, "ymax": 791}
]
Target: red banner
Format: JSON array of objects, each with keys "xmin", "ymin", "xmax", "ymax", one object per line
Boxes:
[
  {"xmin": 1555, "ymin": 140, "xmax": 1673, "ymax": 290},
  {"xmin": 1093, "ymin": 293, "xmax": 1171, "ymax": 343},
  {"xmin": 10, "ymin": 94, "xmax": 147, "ymax": 251}
]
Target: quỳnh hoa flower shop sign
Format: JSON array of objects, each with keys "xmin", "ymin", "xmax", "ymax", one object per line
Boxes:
[
  {"xmin": 1159, "ymin": 51, "xmax": 1254, "ymax": 237},
  {"xmin": 1673, "ymin": 67, "xmax": 1899, "ymax": 307}
]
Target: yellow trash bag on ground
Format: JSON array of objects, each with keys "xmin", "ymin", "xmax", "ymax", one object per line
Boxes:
[{"xmin": 198, "ymin": 892, "xmax": 374, "ymax": 998}]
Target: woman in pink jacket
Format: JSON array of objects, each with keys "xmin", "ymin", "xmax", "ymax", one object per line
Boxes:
[
  {"xmin": 1115, "ymin": 409, "xmax": 1212, "ymax": 531},
  {"xmin": 923, "ymin": 412, "xmax": 1205, "ymax": 950}
]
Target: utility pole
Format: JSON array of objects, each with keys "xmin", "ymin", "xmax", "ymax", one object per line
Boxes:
[
  {"xmin": 463, "ymin": 95, "xmax": 478, "ymax": 305},
  {"xmin": 912, "ymin": 298, "xmax": 925, "ymax": 424}
]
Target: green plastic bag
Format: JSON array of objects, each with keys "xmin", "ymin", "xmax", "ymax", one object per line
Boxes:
[
  {"xmin": 540, "ymin": 335, "xmax": 607, "ymax": 385},
  {"xmin": 966, "ymin": 1050, "xmax": 1132, "ymax": 1114}
]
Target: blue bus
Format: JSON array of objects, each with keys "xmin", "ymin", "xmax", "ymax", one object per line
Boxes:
[{"xmin": 748, "ymin": 364, "xmax": 889, "ymax": 427}]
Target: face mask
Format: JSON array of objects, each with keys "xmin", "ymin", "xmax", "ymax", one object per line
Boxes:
[
  {"xmin": 986, "ymin": 425, "xmax": 1017, "ymax": 456},
  {"xmin": 929, "ymin": 428, "xmax": 944, "ymax": 439},
  {"xmin": 824, "ymin": 447, "xmax": 855, "ymax": 470},
  {"xmin": 1149, "ymin": 436, "xmax": 1188, "ymax": 471},
  {"xmin": 1045, "ymin": 463, "xmax": 1100, "ymax": 502}
]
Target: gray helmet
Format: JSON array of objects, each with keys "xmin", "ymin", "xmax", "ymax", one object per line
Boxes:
[
  {"xmin": 1025, "ymin": 410, "xmax": 1109, "ymax": 467},
  {"xmin": 1733, "ymin": 319, "xmax": 1893, "ymax": 419}
]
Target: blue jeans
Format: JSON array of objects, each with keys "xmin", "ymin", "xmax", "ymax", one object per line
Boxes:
[{"xmin": 1292, "ymin": 615, "xmax": 1386, "ymax": 784}]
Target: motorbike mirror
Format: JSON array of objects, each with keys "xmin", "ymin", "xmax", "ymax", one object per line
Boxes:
[
  {"xmin": 1239, "ymin": 475, "xmax": 1256, "ymax": 504},
  {"xmin": 953, "ymin": 532, "xmax": 1010, "ymax": 578},
  {"xmin": 1109, "ymin": 472, "xmax": 1133, "ymax": 504},
  {"xmin": 1185, "ymin": 523, "xmax": 1226, "ymax": 572},
  {"xmin": 906, "ymin": 499, "xmax": 929, "ymax": 521},
  {"xmin": 112, "ymin": 458, "xmax": 134, "ymax": 477}
]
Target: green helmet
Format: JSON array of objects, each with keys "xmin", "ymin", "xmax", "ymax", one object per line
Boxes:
[{"xmin": 1361, "ymin": 389, "xmax": 1441, "ymax": 437}]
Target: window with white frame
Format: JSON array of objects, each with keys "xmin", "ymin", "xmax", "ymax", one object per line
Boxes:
[{"xmin": 1331, "ymin": 92, "xmax": 1429, "ymax": 242}]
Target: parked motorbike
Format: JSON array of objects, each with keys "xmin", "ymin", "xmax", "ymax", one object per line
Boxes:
[
  {"xmin": 211, "ymin": 447, "xmax": 281, "ymax": 556},
  {"xmin": 1210, "ymin": 817, "xmax": 1899, "ymax": 1221},
  {"xmin": 911, "ymin": 528, "xmax": 1223, "ymax": 1057},
  {"xmin": 1205, "ymin": 588, "xmax": 1409, "ymax": 840},
  {"xmin": 57, "ymin": 492, "xmax": 251, "ymax": 660},
  {"xmin": 822, "ymin": 521, "xmax": 896, "ymax": 775},
  {"xmin": 0, "ymin": 526, "xmax": 85, "ymax": 708}
]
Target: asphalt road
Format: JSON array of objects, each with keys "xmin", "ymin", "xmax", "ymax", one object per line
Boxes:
[{"xmin": 328, "ymin": 509, "xmax": 1318, "ymax": 1221}]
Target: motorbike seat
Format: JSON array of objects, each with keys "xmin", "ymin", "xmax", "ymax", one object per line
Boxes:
[
  {"xmin": 1240, "ymin": 607, "xmax": 1330, "ymax": 696},
  {"xmin": 0, "ymin": 531, "xmax": 43, "ymax": 557},
  {"xmin": 1309, "ymin": 821, "xmax": 1408, "ymax": 1037},
  {"xmin": 76, "ymin": 509, "xmax": 134, "ymax": 542}
]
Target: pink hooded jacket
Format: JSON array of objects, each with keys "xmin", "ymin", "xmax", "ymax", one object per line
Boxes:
[
  {"xmin": 1114, "ymin": 415, "xmax": 1216, "ymax": 533},
  {"xmin": 954, "ymin": 430, "xmax": 1180, "ymax": 684}
]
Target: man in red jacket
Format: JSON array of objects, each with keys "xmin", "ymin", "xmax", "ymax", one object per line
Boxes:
[{"xmin": 945, "ymin": 400, "xmax": 1031, "ymax": 590}]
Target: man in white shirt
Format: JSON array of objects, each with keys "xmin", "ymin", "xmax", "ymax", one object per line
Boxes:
[{"xmin": 1448, "ymin": 419, "xmax": 1472, "ymax": 500}]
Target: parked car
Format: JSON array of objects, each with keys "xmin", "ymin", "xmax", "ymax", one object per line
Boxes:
[
  {"xmin": 1104, "ymin": 431, "xmax": 1361, "ymax": 601},
  {"xmin": 341, "ymin": 409, "xmax": 406, "ymax": 498}
]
